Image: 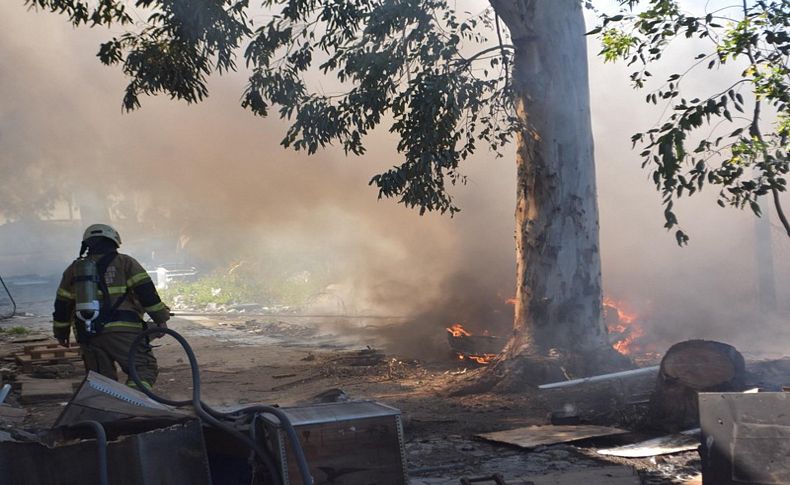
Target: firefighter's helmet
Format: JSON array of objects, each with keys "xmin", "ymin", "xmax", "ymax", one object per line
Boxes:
[{"xmin": 82, "ymin": 224, "xmax": 122, "ymax": 247}]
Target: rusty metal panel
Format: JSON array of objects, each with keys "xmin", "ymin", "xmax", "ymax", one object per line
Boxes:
[
  {"xmin": 262, "ymin": 401, "xmax": 407, "ymax": 485},
  {"xmin": 700, "ymin": 392, "xmax": 790, "ymax": 484},
  {"xmin": 0, "ymin": 420, "xmax": 211, "ymax": 485}
]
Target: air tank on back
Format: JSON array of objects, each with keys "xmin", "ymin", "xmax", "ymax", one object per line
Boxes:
[{"xmin": 74, "ymin": 257, "xmax": 100, "ymax": 332}]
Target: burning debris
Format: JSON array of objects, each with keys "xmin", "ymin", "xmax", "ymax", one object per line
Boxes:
[
  {"xmin": 605, "ymin": 297, "xmax": 643, "ymax": 355},
  {"xmin": 604, "ymin": 297, "xmax": 662, "ymax": 365},
  {"xmin": 446, "ymin": 324, "xmax": 504, "ymax": 365},
  {"xmin": 443, "ymin": 296, "xmax": 661, "ymax": 367}
]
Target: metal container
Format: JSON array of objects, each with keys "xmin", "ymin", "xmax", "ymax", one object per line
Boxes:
[
  {"xmin": 0, "ymin": 420, "xmax": 211, "ymax": 485},
  {"xmin": 700, "ymin": 392, "xmax": 790, "ymax": 484},
  {"xmin": 261, "ymin": 400, "xmax": 408, "ymax": 485}
]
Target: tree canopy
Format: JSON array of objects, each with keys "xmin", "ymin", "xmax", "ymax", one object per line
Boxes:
[
  {"xmin": 27, "ymin": 0, "xmax": 516, "ymax": 216},
  {"xmin": 594, "ymin": 0, "xmax": 790, "ymax": 242},
  {"xmin": 24, "ymin": 0, "xmax": 789, "ymax": 241}
]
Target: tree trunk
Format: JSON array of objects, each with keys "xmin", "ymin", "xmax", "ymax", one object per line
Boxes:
[
  {"xmin": 648, "ymin": 340, "xmax": 746, "ymax": 432},
  {"xmin": 754, "ymin": 205, "xmax": 777, "ymax": 313},
  {"xmin": 490, "ymin": 0, "xmax": 616, "ymax": 380}
]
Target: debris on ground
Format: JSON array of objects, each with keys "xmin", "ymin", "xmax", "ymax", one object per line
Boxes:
[
  {"xmin": 527, "ymin": 465, "xmax": 641, "ymax": 484},
  {"xmin": 1, "ymin": 308, "xmax": 788, "ymax": 485},
  {"xmin": 597, "ymin": 429, "xmax": 699, "ymax": 458},
  {"xmin": 476, "ymin": 425, "xmax": 629, "ymax": 449}
]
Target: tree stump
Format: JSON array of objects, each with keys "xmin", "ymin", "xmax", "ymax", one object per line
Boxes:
[{"xmin": 648, "ymin": 340, "xmax": 745, "ymax": 432}]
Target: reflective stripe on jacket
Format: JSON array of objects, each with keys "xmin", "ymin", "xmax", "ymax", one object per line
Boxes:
[{"xmin": 52, "ymin": 253, "xmax": 170, "ymax": 339}]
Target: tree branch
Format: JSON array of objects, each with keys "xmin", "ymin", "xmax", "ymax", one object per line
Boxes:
[
  {"xmin": 740, "ymin": 0, "xmax": 790, "ymax": 238},
  {"xmin": 772, "ymin": 188, "xmax": 790, "ymax": 237},
  {"xmin": 461, "ymin": 44, "xmax": 515, "ymax": 65},
  {"xmin": 494, "ymin": 13, "xmax": 509, "ymax": 89}
]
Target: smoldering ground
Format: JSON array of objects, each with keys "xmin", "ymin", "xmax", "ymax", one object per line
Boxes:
[{"xmin": 0, "ymin": 1, "xmax": 788, "ymax": 362}]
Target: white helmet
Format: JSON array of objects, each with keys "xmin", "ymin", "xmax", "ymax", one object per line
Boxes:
[{"xmin": 82, "ymin": 224, "xmax": 122, "ymax": 246}]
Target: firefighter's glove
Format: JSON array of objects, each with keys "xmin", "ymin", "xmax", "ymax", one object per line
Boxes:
[
  {"xmin": 54, "ymin": 327, "xmax": 71, "ymax": 348},
  {"xmin": 150, "ymin": 321, "xmax": 168, "ymax": 339}
]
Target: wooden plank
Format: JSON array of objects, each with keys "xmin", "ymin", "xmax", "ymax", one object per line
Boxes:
[
  {"xmin": 29, "ymin": 349, "xmax": 74, "ymax": 360},
  {"xmin": 15, "ymin": 353, "xmax": 80, "ymax": 366},
  {"xmin": 8, "ymin": 335, "xmax": 51, "ymax": 344},
  {"xmin": 523, "ymin": 466, "xmax": 640, "ymax": 485},
  {"xmin": 15, "ymin": 354, "xmax": 33, "ymax": 373},
  {"xmin": 19, "ymin": 349, "xmax": 80, "ymax": 359},
  {"xmin": 23, "ymin": 343, "xmax": 60, "ymax": 353},
  {"xmin": 476, "ymin": 425, "xmax": 628, "ymax": 449},
  {"xmin": 597, "ymin": 429, "xmax": 699, "ymax": 458},
  {"xmin": 0, "ymin": 404, "xmax": 27, "ymax": 423},
  {"xmin": 20, "ymin": 379, "xmax": 75, "ymax": 403}
]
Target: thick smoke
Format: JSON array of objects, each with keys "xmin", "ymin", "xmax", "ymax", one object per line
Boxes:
[
  {"xmin": 0, "ymin": 2, "xmax": 514, "ymax": 332},
  {"xmin": 1, "ymin": 2, "xmax": 787, "ymax": 360},
  {"xmin": 590, "ymin": 24, "xmax": 790, "ymax": 357}
]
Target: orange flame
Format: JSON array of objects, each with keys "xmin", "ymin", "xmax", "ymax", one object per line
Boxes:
[
  {"xmin": 604, "ymin": 297, "xmax": 645, "ymax": 355},
  {"xmin": 447, "ymin": 323, "xmax": 472, "ymax": 337},
  {"xmin": 447, "ymin": 324, "xmax": 498, "ymax": 365},
  {"xmin": 467, "ymin": 354, "xmax": 497, "ymax": 365}
]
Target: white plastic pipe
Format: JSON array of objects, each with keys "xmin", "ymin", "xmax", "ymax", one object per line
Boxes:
[{"xmin": 538, "ymin": 365, "xmax": 660, "ymax": 390}]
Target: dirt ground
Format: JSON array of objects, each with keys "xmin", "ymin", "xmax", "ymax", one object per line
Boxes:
[{"xmin": 0, "ymin": 303, "xmax": 704, "ymax": 484}]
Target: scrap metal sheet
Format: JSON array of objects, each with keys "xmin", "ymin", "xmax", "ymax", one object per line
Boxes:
[
  {"xmin": 476, "ymin": 425, "xmax": 628, "ymax": 449},
  {"xmin": 597, "ymin": 429, "xmax": 700, "ymax": 458},
  {"xmin": 55, "ymin": 371, "xmax": 186, "ymax": 427}
]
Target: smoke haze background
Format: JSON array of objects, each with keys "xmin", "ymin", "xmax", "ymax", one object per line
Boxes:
[{"xmin": 0, "ymin": 1, "xmax": 787, "ymax": 359}]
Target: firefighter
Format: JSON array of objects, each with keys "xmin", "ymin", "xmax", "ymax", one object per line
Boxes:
[{"xmin": 53, "ymin": 224, "xmax": 170, "ymax": 389}]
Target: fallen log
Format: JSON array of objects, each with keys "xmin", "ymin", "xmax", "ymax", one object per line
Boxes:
[{"xmin": 648, "ymin": 340, "xmax": 745, "ymax": 432}]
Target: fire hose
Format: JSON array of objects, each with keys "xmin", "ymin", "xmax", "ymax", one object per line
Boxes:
[
  {"xmin": 67, "ymin": 420, "xmax": 109, "ymax": 485},
  {"xmin": 128, "ymin": 327, "xmax": 314, "ymax": 485},
  {"xmin": 0, "ymin": 272, "xmax": 16, "ymax": 320}
]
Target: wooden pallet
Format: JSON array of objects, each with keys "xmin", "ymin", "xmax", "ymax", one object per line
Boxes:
[
  {"xmin": 23, "ymin": 343, "xmax": 60, "ymax": 353},
  {"xmin": 14, "ymin": 345, "xmax": 81, "ymax": 373}
]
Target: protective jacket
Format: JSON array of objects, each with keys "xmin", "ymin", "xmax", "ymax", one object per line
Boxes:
[{"xmin": 53, "ymin": 253, "xmax": 169, "ymax": 341}]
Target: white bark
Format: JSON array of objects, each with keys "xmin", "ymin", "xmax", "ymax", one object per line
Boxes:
[
  {"xmin": 491, "ymin": 0, "xmax": 609, "ymax": 357},
  {"xmin": 754, "ymin": 208, "xmax": 777, "ymax": 312}
]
